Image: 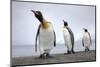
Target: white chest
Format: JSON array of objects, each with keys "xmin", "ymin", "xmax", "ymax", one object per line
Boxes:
[
  {"xmin": 83, "ymin": 32, "xmax": 90, "ymax": 46},
  {"xmin": 39, "ymin": 24, "xmax": 54, "ymax": 44},
  {"xmin": 40, "ymin": 28, "xmax": 53, "ymax": 38},
  {"xmin": 63, "ymin": 28, "xmax": 71, "ymax": 42},
  {"xmin": 83, "ymin": 33, "xmax": 90, "ymax": 41},
  {"xmin": 63, "ymin": 28, "xmax": 72, "ymax": 50},
  {"xmin": 63, "ymin": 28, "xmax": 70, "ymax": 37}
]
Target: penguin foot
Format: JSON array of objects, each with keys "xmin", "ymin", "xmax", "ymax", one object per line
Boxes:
[
  {"xmin": 40, "ymin": 53, "xmax": 51, "ymax": 59},
  {"xmin": 42, "ymin": 53, "xmax": 47, "ymax": 59},
  {"xmin": 72, "ymin": 50, "xmax": 75, "ymax": 54},
  {"xmin": 40, "ymin": 54, "xmax": 45, "ymax": 59},
  {"xmin": 39, "ymin": 54, "xmax": 43, "ymax": 58},
  {"xmin": 67, "ymin": 50, "xmax": 71, "ymax": 54},
  {"xmin": 85, "ymin": 49, "xmax": 88, "ymax": 52},
  {"xmin": 39, "ymin": 53, "xmax": 46, "ymax": 59},
  {"xmin": 87, "ymin": 48, "xmax": 90, "ymax": 51},
  {"xmin": 47, "ymin": 53, "xmax": 52, "ymax": 58},
  {"xmin": 64, "ymin": 53, "xmax": 68, "ymax": 55},
  {"xmin": 85, "ymin": 47, "xmax": 90, "ymax": 52}
]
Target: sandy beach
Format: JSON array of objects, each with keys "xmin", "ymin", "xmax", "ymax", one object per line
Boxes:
[{"xmin": 11, "ymin": 50, "xmax": 96, "ymax": 67}]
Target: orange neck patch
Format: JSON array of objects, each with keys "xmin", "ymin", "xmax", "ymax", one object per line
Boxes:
[{"xmin": 41, "ymin": 22, "xmax": 49, "ymax": 29}]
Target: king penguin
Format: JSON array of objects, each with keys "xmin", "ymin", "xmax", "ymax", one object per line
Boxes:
[
  {"xmin": 82, "ymin": 28, "xmax": 91, "ymax": 52},
  {"xmin": 63, "ymin": 20, "xmax": 75, "ymax": 54},
  {"xmin": 31, "ymin": 10, "xmax": 56, "ymax": 58}
]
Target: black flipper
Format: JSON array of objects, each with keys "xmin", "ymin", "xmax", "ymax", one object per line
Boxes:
[
  {"xmin": 82, "ymin": 37, "xmax": 84, "ymax": 47},
  {"xmin": 35, "ymin": 24, "xmax": 41, "ymax": 52},
  {"xmin": 54, "ymin": 31, "xmax": 56, "ymax": 47},
  {"xmin": 66, "ymin": 27, "xmax": 74, "ymax": 52},
  {"xmin": 88, "ymin": 32, "xmax": 91, "ymax": 44}
]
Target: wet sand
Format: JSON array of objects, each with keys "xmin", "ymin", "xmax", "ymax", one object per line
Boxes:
[{"xmin": 11, "ymin": 50, "xmax": 96, "ymax": 66}]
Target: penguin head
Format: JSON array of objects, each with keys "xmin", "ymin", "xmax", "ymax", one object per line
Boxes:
[
  {"xmin": 83, "ymin": 28, "xmax": 88, "ymax": 32},
  {"xmin": 63, "ymin": 20, "xmax": 68, "ymax": 27},
  {"xmin": 31, "ymin": 10, "xmax": 43, "ymax": 22}
]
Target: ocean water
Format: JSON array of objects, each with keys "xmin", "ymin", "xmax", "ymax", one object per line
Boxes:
[{"xmin": 12, "ymin": 39, "xmax": 95, "ymax": 58}]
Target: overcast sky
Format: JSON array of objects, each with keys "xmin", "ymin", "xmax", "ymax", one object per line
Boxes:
[{"xmin": 12, "ymin": 1, "xmax": 95, "ymax": 45}]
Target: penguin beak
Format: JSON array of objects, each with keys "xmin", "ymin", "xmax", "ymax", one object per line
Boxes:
[
  {"xmin": 31, "ymin": 10, "xmax": 36, "ymax": 14},
  {"xmin": 63, "ymin": 20, "xmax": 65, "ymax": 23},
  {"xmin": 31, "ymin": 10, "xmax": 39, "ymax": 15},
  {"xmin": 63, "ymin": 20, "xmax": 65, "ymax": 25}
]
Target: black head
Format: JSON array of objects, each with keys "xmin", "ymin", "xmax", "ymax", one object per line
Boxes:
[
  {"xmin": 83, "ymin": 28, "xmax": 88, "ymax": 32},
  {"xmin": 31, "ymin": 10, "xmax": 43, "ymax": 22},
  {"xmin": 63, "ymin": 20, "xmax": 68, "ymax": 26}
]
